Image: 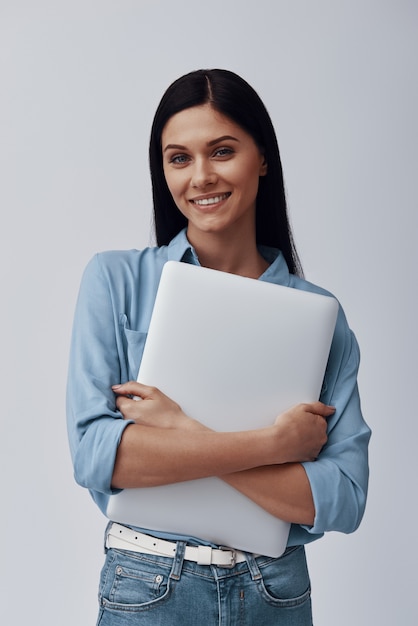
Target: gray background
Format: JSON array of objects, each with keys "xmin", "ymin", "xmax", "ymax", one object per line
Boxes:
[{"xmin": 1, "ymin": 1, "xmax": 417, "ymax": 624}]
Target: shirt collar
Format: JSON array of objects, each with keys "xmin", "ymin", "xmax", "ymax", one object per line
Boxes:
[
  {"xmin": 258, "ymin": 245, "xmax": 291, "ymax": 286},
  {"xmin": 167, "ymin": 228, "xmax": 199, "ymax": 264},
  {"xmin": 167, "ymin": 228, "xmax": 291, "ymax": 285}
]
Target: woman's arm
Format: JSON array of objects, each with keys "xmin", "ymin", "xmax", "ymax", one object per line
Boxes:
[
  {"xmin": 221, "ymin": 329, "xmax": 372, "ymax": 535},
  {"xmin": 112, "ymin": 422, "xmax": 298, "ymax": 488},
  {"xmin": 111, "ymin": 381, "xmax": 333, "ymax": 526},
  {"xmin": 221, "ymin": 464, "xmax": 315, "ymax": 525},
  {"xmin": 113, "ymin": 424, "xmax": 316, "ymax": 524}
]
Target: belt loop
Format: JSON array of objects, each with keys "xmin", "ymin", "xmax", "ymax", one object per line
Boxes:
[
  {"xmin": 245, "ymin": 553, "xmax": 262, "ymax": 581},
  {"xmin": 169, "ymin": 541, "xmax": 186, "ymax": 581}
]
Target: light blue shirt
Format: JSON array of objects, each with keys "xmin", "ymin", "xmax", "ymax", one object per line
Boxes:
[{"xmin": 66, "ymin": 228, "xmax": 371, "ymax": 547}]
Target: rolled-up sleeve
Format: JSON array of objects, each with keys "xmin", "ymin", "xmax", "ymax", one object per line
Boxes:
[
  {"xmin": 66, "ymin": 255, "xmax": 134, "ymax": 505},
  {"xmin": 301, "ymin": 312, "xmax": 371, "ymax": 536}
]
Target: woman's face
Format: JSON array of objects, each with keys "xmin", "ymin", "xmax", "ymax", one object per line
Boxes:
[{"xmin": 161, "ymin": 104, "xmax": 267, "ymax": 244}]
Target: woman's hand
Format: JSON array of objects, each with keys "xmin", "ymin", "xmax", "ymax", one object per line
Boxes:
[
  {"xmin": 112, "ymin": 381, "xmax": 206, "ymax": 431},
  {"xmin": 113, "ymin": 383, "xmax": 334, "ymax": 462},
  {"xmin": 273, "ymin": 401, "xmax": 335, "ymax": 463},
  {"xmin": 110, "ymin": 386, "xmax": 334, "ymax": 492}
]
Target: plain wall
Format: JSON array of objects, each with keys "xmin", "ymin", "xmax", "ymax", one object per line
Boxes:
[{"xmin": 1, "ymin": 1, "xmax": 417, "ymax": 624}]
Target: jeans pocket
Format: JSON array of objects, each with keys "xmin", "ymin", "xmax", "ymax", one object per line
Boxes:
[
  {"xmin": 256, "ymin": 546, "xmax": 311, "ymax": 608},
  {"xmin": 99, "ymin": 549, "xmax": 173, "ymax": 613}
]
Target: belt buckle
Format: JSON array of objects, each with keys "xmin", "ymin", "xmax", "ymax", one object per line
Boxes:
[{"xmin": 219, "ymin": 546, "xmax": 237, "ymax": 568}]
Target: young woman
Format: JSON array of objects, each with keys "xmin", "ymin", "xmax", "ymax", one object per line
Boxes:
[{"xmin": 67, "ymin": 69, "xmax": 371, "ymax": 625}]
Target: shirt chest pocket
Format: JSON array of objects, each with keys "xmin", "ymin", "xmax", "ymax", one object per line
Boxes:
[{"xmin": 119, "ymin": 314, "xmax": 148, "ymax": 381}]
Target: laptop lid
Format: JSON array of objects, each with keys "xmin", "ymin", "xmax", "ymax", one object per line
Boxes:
[{"xmin": 107, "ymin": 260, "xmax": 338, "ymax": 556}]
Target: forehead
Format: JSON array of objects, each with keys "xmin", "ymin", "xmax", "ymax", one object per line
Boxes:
[{"xmin": 161, "ymin": 104, "xmax": 249, "ymax": 145}]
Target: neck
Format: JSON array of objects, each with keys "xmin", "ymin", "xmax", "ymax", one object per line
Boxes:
[{"xmin": 186, "ymin": 227, "xmax": 269, "ymax": 279}]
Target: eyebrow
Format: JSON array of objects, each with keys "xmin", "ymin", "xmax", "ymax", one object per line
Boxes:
[
  {"xmin": 207, "ymin": 135, "xmax": 240, "ymax": 147},
  {"xmin": 163, "ymin": 135, "xmax": 240, "ymax": 153}
]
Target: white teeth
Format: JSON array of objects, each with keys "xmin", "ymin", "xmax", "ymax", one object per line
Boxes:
[{"xmin": 193, "ymin": 194, "xmax": 228, "ymax": 206}]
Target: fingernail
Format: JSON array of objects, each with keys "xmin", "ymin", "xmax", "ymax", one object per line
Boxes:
[{"xmin": 112, "ymin": 384, "xmax": 122, "ymax": 389}]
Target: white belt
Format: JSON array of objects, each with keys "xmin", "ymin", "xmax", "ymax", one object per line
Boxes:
[{"xmin": 106, "ymin": 523, "xmax": 247, "ymax": 568}]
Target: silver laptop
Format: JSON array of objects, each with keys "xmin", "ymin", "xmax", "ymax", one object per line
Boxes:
[{"xmin": 106, "ymin": 261, "xmax": 338, "ymax": 557}]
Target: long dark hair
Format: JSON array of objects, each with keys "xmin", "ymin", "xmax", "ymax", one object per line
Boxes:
[{"xmin": 149, "ymin": 69, "xmax": 303, "ymax": 276}]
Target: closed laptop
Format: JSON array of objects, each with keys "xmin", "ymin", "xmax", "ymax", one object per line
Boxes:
[{"xmin": 107, "ymin": 261, "xmax": 338, "ymax": 556}]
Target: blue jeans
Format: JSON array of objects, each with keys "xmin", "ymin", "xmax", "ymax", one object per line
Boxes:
[{"xmin": 96, "ymin": 541, "xmax": 312, "ymax": 625}]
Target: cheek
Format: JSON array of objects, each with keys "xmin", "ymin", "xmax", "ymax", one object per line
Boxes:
[
  {"xmin": 236, "ymin": 169, "xmax": 262, "ymax": 198},
  {"xmin": 226, "ymin": 158, "xmax": 262, "ymax": 189},
  {"xmin": 163, "ymin": 173, "xmax": 190, "ymax": 216}
]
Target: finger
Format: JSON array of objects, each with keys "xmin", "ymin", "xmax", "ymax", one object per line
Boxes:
[
  {"xmin": 304, "ymin": 401, "xmax": 336, "ymax": 417},
  {"xmin": 112, "ymin": 381, "xmax": 156, "ymax": 399},
  {"xmin": 115, "ymin": 395, "xmax": 135, "ymax": 411}
]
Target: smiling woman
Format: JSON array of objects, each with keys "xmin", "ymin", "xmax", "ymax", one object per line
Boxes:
[
  {"xmin": 66, "ymin": 69, "xmax": 371, "ymax": 626},
  {"xmin": 149, "ymin": 69, "xmax": 304, "ymax": 276},
  {"xmin": 161, "ymin": 104, "xmax": 268, "ymax": 274}
]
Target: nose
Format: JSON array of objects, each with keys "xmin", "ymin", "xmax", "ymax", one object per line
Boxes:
[{"xmin": 190, "ymin": 158, "xmax": 217, "ymax": 189}]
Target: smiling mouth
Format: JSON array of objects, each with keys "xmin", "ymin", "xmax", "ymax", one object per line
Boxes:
[{"xmin": 191, "ymin": 193, "xmax": 231, "ymax": 206}]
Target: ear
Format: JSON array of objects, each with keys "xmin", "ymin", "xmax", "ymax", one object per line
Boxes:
[{"xmin": 259, "ymin": 156, "xmax": 268, "ymax": 177}]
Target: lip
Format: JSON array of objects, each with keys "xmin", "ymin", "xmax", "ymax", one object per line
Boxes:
[{"xmin": 189, "ymin": 192, "xmax": 231, "ymax": 207}]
